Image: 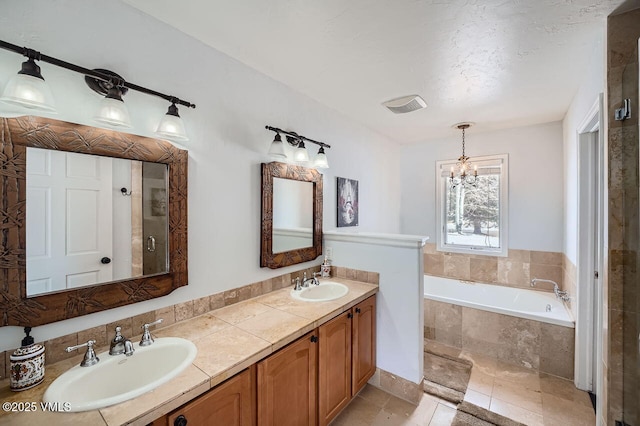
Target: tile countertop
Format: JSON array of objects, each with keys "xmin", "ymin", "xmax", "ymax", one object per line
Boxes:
[{"xmin": 0, "ymin": 278, "xmax": 378, "ymax": 426}]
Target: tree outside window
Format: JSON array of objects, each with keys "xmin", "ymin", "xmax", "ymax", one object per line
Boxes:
[{"xmin": 436, "ymin": 154, "xmax": 508, "ymax": 256}]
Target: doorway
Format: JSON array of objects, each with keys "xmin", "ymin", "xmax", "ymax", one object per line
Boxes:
[{"xmin": 575, "ymin": 94, "xmax": 605, "ymax": 413}]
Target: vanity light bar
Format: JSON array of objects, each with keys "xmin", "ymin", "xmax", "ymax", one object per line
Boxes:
[
  {"xmin": 0, "ymin": 39, "xmax": 196, "ymax": 110},
  {"xmin": 265, "ymin": 125, "xmax": 331, "ymax": 149}
]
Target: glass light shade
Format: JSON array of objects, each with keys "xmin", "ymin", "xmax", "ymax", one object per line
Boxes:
[
  {"xmin": 0, "ymin": 73, "xmax": 56, "ymax": 112},
  {"xmin": 294, "ymin": 142, "xmax": 309, "ymax": 163},
  {"xmin": 268, "ymin": 135, "xmax": 287, "ymax": 160},
  {"xmin": 93, "ymin": 97, "xmax": 132, "ymax": 128},
  {"xmin": 314, "ymin": 148, "xmax": 329, "ymax": 169},
  {"xmin": 156, "ymin": 113, "xmax": 188, "ymax": 142}
]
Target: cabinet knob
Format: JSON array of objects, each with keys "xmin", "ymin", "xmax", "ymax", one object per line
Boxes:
[
  {"xmin": 347, "ymin": 312, "xmax": 353, "ymax": 319},
  {"xmin": 310, "ymin": 335, "xmax": 318, "ymax": 343},
  {"xmin": 174, "ymin": 414, "xmax": 188, "ymax": 426},
  {"xmin": 355, "ymin": 307, "xmax": 361, "ymax": 314},
  {"xmin": 101, "ymin": 257, "xmax": 111, "ymax": 264}
]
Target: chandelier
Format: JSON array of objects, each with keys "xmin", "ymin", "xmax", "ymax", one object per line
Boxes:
[{"xmin": 450, "ymin": 123, "xmax": 477, "ymax": 188}]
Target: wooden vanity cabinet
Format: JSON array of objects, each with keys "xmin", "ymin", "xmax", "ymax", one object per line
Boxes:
[
  {"xmin": 157, "ymin": 367, "xmax": 255, "ymax": 426},
  {"xmin": 150, "ymin": 295, "xmax": 376, "ymax": 426},
  {"xmin": 318, "ymin": 295, "xmax": 377, "ymax": 426},
  {"xmin": 318, "ymin": 311, "xmax": 352, "ymax": 426},
  {"xmin": 257, "ymin": 330, "xmax": 318, "ymax": 426},
  {"xmin": 352, "ymin": 295, "xmax": 377, "ymax": 394}
]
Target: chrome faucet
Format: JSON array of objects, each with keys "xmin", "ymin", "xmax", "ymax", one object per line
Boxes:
[
  {"xmin": 66, "ymin": 339, "xmax": 99, "ymax": 367},
  {"xmin": 531, "ymin": 278, "xmax": 570, "ymax": 302},
  {"xmin": 292, "ymin": 276, "xmax": 302, "ymax": 291},
  {"xmin": 109, "ymin": 326, "xmax": 135, "ymax": 356},
  {"xmin": 140, "ymin": 319, "xmax": 163, "ymax": 346}
]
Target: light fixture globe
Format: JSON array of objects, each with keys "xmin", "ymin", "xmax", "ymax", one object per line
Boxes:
[
  {"xmin": 268, "ymin": 133, "xmax": 287, "ymax": 160},
  {"xmin": 294, "ymin": 141, "xmax": 309, "ymax": 163},
  {"xmin": 156, "ymin": 103, "xmax": 188, "ymax": 142},
  {"xmin": 93, "ymin": 86, "xmax": 132, "ymax": 128},
  {"xmin": 314, "ymin": 146, "xmax": 329, "ymax": 169},
  {"xmin": 0, "ymin": 59, "xmax": 56, "ymax": 112}
]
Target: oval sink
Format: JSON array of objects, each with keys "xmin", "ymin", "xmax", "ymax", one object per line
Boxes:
[
  {"xmin": 43, "ymin": 337, "xmax": 197, "ymax": 412},
  {"xmin": 291, "ymin": 281, "xmax": 349, "ymax": 302}
]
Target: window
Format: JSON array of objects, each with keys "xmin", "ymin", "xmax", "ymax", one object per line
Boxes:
[{"xmin": 436, "ymin": 154, "xmax": 508, "ymax": 256}]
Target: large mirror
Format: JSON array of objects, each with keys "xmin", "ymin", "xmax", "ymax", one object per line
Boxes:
[
  {"xmin": 0, "ymin": 116, "xmax": 188, "ymax": 326},
  {"xmin": 261, "ymin": 162, "xmax": 322, "ymax": 268}
]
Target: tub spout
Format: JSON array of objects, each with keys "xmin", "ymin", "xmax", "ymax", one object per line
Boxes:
[{"xmin": 531, "ymin": 278, "xmax": 570, "ymax": 302}]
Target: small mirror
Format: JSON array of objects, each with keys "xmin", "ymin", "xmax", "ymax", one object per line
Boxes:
[{"xmin": 261, "ymin": 162, "xmax": 323, "ymax": 269}]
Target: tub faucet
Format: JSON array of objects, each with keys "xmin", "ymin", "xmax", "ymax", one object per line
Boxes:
[
  {"xmin": 531, "ymin": 278, "xmax": 570, "ymax": 302},
  {"xmin": 109, "ymin": 326, "xmax": 135, "ymax": 356}
]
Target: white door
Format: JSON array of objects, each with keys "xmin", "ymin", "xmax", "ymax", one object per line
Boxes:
[{"xmin": 26, "ymin": 148, "xmax": 113, "ymax": 295}]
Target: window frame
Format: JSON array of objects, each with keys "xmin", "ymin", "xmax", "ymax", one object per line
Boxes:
[{"xmin": 435, "ymin": 153, "xmax": 509, "ymax": 257}]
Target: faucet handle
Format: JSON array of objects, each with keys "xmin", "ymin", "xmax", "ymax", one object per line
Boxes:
[
  {"xmin": 66, "ymin": 339, "xmax": 99, "ymax": 367},
  {"xmin": 140, "ymin": 319, "xmax": 163, "ymax": 346}
]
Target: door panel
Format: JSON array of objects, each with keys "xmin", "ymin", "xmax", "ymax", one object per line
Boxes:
[
  {"xmin": 27, "ymin": 148, "xmax": 113, "ymax": 293},
  {"xmin": 257, "ymin": 331, "xmax": 317, "ymax": 426},
  {"xmin": 352, "ymin": 295, "xmax": 377, "ymax": 395},
  {"xmin": 319, "ymin": 312, "xmax": 352, "ymax": 426}
]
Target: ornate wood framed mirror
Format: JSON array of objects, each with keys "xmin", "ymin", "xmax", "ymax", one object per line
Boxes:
[
  {"xmin": 0, "ymin": 116, "xmax": 188, "ymax": 326},
  {"xmin": 261, "ymin": 162, "xmax": 323, "ymax": 268}
]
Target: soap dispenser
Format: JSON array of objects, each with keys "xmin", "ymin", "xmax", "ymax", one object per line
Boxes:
[
  {"xmin": 10, "ymin": 327, "xmax": 45, "ymax": 391},
  {"xmin": 321, "ymin": 255, "xmax": 331, "ymax": 278}
]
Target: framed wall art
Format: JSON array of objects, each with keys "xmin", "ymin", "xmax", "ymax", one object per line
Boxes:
[{"xmin": 337, "ymin": 177, "xmax": 358, "ymax": 227}]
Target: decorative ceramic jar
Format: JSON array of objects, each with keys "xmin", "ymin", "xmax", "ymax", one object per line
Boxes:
[{"xmin": 10, "ymin": 327, "xmax": 45, "ymax": 391}]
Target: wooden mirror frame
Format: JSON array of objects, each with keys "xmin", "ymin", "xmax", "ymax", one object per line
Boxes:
[
  {"xmin": 0, "ymin": 116, "xmax": 188, "ymax": 326},
  {"xmin": 261, "ymin": 162, "xmax": 323, "ymax": 269}
]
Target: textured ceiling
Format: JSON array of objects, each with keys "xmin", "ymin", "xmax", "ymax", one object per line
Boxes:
[{"xmin": 122, "ymin": 0, "xmax": 624, "ymax": 143}]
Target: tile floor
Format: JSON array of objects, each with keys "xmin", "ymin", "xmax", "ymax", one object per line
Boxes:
[
  {"xmin": 332, "ymin": 341, "xmax": 596, "ymax": 426},
  {"xmin": 330, "ymin": 383, "xmax": 457, "ymax": 426}
]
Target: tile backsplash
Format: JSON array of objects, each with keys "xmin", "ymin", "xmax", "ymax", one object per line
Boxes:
[{"xmin": 1, "ymin": 266, "xmax": 378, "ymax": 380}]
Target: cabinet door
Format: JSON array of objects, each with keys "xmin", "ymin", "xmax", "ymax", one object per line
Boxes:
[
  {"xmin": 167, "ymin": 368, "xmax": 254, "ymax": 426},
  {"xmin": 318, "ymin": 312, "xmax": 352, "ymax": 426},
  {"xmin": 257, "ymin": 331, "xmax": 318, "ymax": 426},
  {"xmin": 352, "ymin": 295, "xmax": 377, "ymax": 395}
]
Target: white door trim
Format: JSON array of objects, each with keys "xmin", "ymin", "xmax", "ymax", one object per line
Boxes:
[{"xmin": 574, "ymin": 94, "xmax": 604, "ymax": 396}]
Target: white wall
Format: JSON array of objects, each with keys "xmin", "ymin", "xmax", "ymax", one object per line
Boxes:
[
  {"xmin": 400, "ymin": 122, "xmax": 564, "ymax": 252},
  {"xmin": 0, "ymin": 0, "xmax": 401, "ymax": 351},
  {"xmin": 324, "ymin": 231, "xmax": 427, "ymax": 384},
  {"xmin": 562, "ymin": 33, "xmax": 605, "ymax": 265}
]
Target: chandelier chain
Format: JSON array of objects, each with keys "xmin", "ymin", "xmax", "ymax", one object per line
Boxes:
[{"xmin": 461, "ymin": 127, "xmax": 466, "ymax": 157}]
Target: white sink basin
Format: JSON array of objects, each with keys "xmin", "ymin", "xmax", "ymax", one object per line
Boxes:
[
  {"xmin": 290, "ymin": 281, "xmax": 349, "ymax": 302},
  {"xmin": 43, "ymin": 337, "xmax": 197, "ymax": 412}
]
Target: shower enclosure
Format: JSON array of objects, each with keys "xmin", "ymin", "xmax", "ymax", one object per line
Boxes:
[{"xmin": 615, "ymin": 32, "xmax": 639, "ymax": 426}]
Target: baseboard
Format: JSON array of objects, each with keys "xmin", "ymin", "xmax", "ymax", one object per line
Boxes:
[{"xmin": 368, "ymin": 367, "xmax": 423, "ymax": 405}]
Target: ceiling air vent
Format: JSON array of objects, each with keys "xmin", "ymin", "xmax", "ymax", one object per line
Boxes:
[{"xmin": 382, "ymin": 94, "xmax": 427, "ymax": 114}]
